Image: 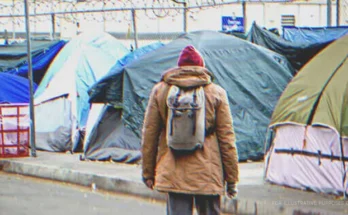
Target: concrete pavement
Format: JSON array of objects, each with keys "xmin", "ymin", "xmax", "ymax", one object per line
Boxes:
[
  {"xmin": 1, "ymin": 151, "xmax": 347, "ymax": 215},
  {"xmin": 0, "ymin": 172, "xmax": 166, "ymax": 215}
]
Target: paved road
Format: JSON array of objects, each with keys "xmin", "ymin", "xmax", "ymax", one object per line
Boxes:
[{"xmin": 0, "ymin": 172, "xmax": 166, "ymax": 215}]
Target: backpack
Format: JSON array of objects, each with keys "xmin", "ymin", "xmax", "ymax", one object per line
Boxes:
[{"xmin": 166, "ymin": 85, "xmax": 205, "ymax": 152}]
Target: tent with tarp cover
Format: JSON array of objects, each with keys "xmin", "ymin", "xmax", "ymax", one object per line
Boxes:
[
  {"xmin": 111, "ymin": 30, "xmax": 295, "ymax": 162},
  {"xmin": 247, "ymin": 22, "xmax": 334, "ymax": 70},
  {"xmin": 0, "ymin": 39, "xmax": 66, "ymax": 84},
  {"xmin": 88, "ymin": 42, "xmax": 165, "ymax": 105},
  {"xmin": 282, "ymin": 26, "xmax": 348, "ymax": 44},
  {"xmin": 264, "ymin": 35, "xmax": 348, "ymax": 196}
]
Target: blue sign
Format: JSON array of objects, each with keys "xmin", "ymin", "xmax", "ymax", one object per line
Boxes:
[{"xmin": 222, "ymin": 16, "xmax": 244, "ymax": 33}]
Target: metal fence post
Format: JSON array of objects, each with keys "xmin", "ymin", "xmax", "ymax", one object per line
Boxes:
[
  {"xmin": 24, "ymin": 0, "xmax": 37, "ymax": 157},
  {"xmin": 12, "ymin": 0, "xmax": 16, "ymax": 40},
  {"xmin": 184, "ymin": 1, "xmax": 188, "ymax": 33},
  {"xmin": 131, "ymin": 9, "xmax": 138, "ymax": 49},
  {"xmin": 51, "ymin": 14, "xmax": 56, "ymax": 40},
  {"xmin": 242, "ymin": 1, "xmax": 247, "ymax": 33},
  {"xmin": 171, "ymin": 0, "xmax": 187, "ymax": 33},
  {"xmin": 336, "ymin": 0, "xmax": 340, "ymax": 26},
  {"xmin": 327, "ymin": 0, "xmax": 332, "ymax": 26}
]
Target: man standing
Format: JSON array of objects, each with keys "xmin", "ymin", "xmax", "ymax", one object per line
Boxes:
[{"xmin": 141, "ymin": 45, "xmax": 239, "ymax": 215}]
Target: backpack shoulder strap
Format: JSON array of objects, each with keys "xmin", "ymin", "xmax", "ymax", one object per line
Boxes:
[{"xmin": 158, "ymin": 83, "xmax": 172, "ymax": 123}]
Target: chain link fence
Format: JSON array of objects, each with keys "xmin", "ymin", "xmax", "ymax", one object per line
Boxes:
[
  {"xmin": 0, "ymin": 0, "xmax": 228, "ymax": 25},
  {"xmin": 0, "ymin": 0, "xmax": 233, "ymax": 46},
  {"xmin": 0, "ymin": 1, "xmax": 346, "ymax": 46}
]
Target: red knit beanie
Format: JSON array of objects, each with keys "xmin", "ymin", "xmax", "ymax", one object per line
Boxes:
[{"xmin": 177, "ymin": 45, "xmax": 205, "ymax": 67}]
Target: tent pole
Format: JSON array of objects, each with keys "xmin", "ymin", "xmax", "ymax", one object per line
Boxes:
[{"xmin": 24, "ymin": 0, "xmax": 37, "ymax": 157}]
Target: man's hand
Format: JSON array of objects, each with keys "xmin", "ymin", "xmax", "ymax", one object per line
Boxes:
[
  {"xmin": 226, "ymin": 182, "xmax": 238, "ymax": 198},
  {"xmin": 144, "ymin": 179, "xmax": 154, "ymax": 190}
]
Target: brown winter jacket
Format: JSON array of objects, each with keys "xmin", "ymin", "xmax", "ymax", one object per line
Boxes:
[{"xmin": 141, "ymin": 66, "xmax": 239, "ymax": 195}]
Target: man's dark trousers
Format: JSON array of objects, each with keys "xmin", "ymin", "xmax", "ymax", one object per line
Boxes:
[{"xmin": 166, "ymin": 192, "xmax": 221, "ymax": 215}]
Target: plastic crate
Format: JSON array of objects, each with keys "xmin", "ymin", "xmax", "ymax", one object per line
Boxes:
[{"xmin": 0, "ymin": 104, "xmax": 30, "ymax": 158}]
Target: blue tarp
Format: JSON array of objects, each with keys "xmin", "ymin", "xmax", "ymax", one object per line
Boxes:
[
  {"xmin": 0, "ymin": 72, "xmax": 37, "ymax": 103},
  {"xmin": 0, "ymin": 40, "xmax": 66, "ymax": 84},
  {"xmin": 4, "ymin": 40, "xmax": 66, "ymax": 84},
  {"xmin": 248, "ymin": 23, "xmax": 332, "ymax": 70},
  {"xmin": 88, "ymin": 42, "xmax": 165, "ymax": 104},
  {"xmin": 283, "ymin": 26, "xmax": 348, "ymax": 43}
]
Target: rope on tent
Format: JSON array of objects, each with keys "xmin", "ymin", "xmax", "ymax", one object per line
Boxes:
[{"xmin": 274, "ymin": 148, "xmax": 348, "ymax": 162}]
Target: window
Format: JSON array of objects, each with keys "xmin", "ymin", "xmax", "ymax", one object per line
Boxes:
[{"xmin": 281, "ymin": 15, "xmax": 296, "ymax": 27}]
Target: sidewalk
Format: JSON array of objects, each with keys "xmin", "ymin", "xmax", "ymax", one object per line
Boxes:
[{"xmin": 0, "ymin": 151, "xmax": 347, "ymax": 215}]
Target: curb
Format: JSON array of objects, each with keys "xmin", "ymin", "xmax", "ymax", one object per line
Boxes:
[
  {"xmin": 0, "ymin": 159, "xmax": 164, "ymax": 200},
  {"xmin": 0, "ymin": 159, "xmax": 342, "ymax": 215}
]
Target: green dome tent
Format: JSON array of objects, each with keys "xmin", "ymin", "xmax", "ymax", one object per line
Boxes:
[{"xmin": 265, "ymin": 35, "xmax": 348, "ymax": 196}]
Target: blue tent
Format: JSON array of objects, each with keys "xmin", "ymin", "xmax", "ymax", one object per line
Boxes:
[
  {"xmin": 0, "ymin": 72, "xmax": 37, "ymax": 103},
  {"xmin": 1, "ymin": 40, "xmax": 66, "ymax": 84},
  {"xmin": 88, "ymin": 42, "xmax": 165, "ymax": 104}
]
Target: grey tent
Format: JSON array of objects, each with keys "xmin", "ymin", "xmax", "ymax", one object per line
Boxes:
[
  {"xmin": 82, "ymin": 104, "xmax": 141, "ymax": 163},
  {"xmin": 82, "ymin": 43, "xmax": 165, "ymax": 163},
  {"xmin": 92, "ymin": 30, "xmax": 295, "ymax": 162}
]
